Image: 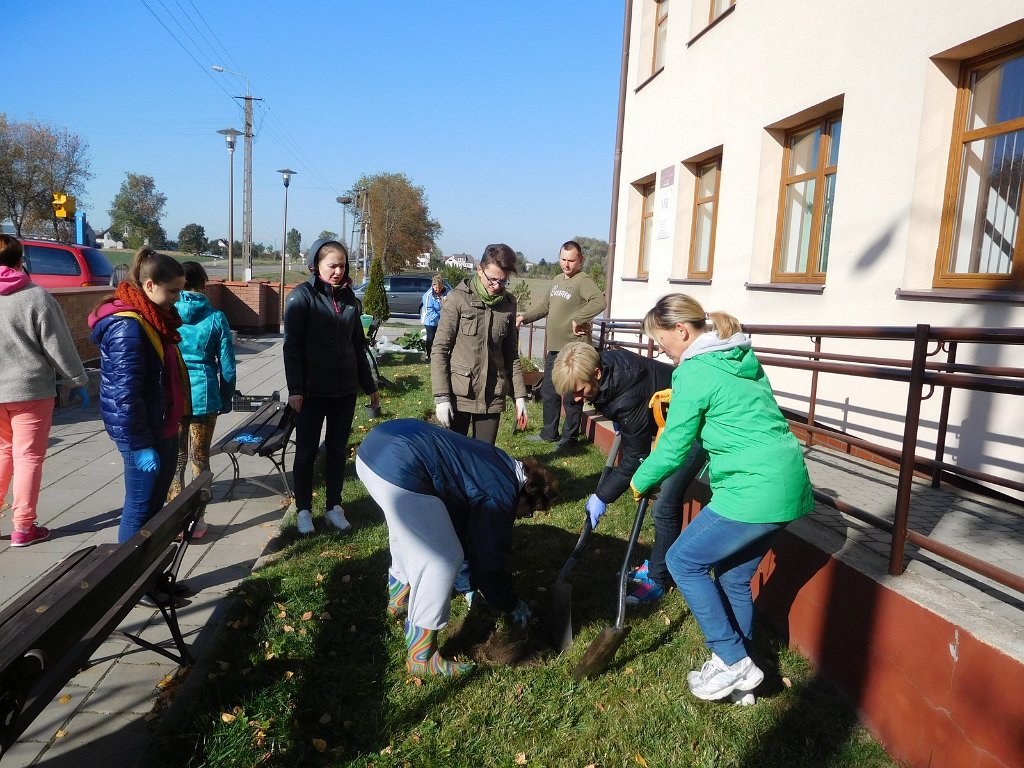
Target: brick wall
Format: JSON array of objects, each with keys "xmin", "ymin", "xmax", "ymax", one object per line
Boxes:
[
  {"xmin": 51, "ymin": 281, "xmax": 295, "ymax": 364},
  {"xmin": 50, "ymin": 287, "xmax": 110, "ymax": 363}
]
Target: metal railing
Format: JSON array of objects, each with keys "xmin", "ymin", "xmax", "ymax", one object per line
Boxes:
[{"xmin": 594, "ymin": 319, "xmax": 1024, "ymax": 594}]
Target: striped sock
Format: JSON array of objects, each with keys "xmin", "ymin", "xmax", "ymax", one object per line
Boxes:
[{"xmin": 387, "ymin": 574, "xmax": 410, "ymax": 617}]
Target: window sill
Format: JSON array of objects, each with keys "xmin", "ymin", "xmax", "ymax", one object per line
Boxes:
[
  {"xmin": 896, "ymin": 288, "xmax": 1024, "ymax": 303},
  {"xmin": 687, "ymin": 4, "xmax": 736, "ymax": 48},
  {"xmin": 635, "ymin": 67, "xmax": 664, "ymax": 94},
  {"xmin": 745, "ymin": 282, "xmax": 825, "ymax": 294},
  {"xmin": 669, "ymin": 277, "xmax": 712, "ymax": 285},
  {"xmin": 621, "ymin": 276, "xmax": 650, "ymax": 283}
]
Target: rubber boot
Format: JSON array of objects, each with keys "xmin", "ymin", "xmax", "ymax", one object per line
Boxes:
[
  {"xmin": 404, "ymin": 621, "xmax": 474, "ymax": 676},
  {"xmin": 387, "ymin": 573, "xmax": 410, "ymax": 618}
]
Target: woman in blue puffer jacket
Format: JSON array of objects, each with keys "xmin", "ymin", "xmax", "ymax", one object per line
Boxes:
[
  {"xmin": 167, "ymin": 262, "xmax": 236, "ymax": 538},
  {"xmin": 88, "ymin": 248, "xmax": 189, "ymax": 546}
]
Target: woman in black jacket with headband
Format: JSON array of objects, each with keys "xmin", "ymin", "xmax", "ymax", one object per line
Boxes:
[{"xmin": 284, "ymin": 238, "xmax": 379, "ymax": 535}]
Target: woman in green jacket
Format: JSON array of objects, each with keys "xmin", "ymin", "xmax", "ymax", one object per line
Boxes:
[{"xmin": 630, "ymin": 293, "xmax": 813, "ymax": 703}]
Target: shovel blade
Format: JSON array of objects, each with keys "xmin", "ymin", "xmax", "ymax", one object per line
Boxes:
[
  {"xmin": 548, "ymin": 582, "xmax": 574, "ymax": 653},
  {"xmin": 571, "ymin": 625, "xmax": 632, "ymax": 682}
]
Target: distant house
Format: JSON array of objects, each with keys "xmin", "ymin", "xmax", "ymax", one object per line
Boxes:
[
  {"xmin": 445, "ymin": 252, "xmax": 474, "ymax": 270},
  {"xmin": 96, "ymin": 228, "xmax": 123, "ymax": 249}
]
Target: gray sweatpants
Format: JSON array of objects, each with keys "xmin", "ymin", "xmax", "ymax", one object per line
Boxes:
[{"xmin": 356, "ymin": 456, "xmax": 463, "ymax": 629}]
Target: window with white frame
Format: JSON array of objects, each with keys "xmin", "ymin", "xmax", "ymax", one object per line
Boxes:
[
  {"xmin": 936, "ymin": 42, "xmax": 1024, "ymax": 289},
  {"xmin": 710, "ymin": 0, "xmax": 734, "ymax": 24}
]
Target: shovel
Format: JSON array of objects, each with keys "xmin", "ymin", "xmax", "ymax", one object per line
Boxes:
[
  {"xmin": 547, "ymin": 430, "xmax": 622, "ymax": 653},
  {"xmin": 572, "ymin": 494, "xmax": 650, "ymax": 681}
]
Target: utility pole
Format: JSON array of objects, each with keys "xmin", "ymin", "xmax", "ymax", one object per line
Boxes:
[{"xmin": 212, "ymin": 66, "xmax": 261, "ymax": 281}]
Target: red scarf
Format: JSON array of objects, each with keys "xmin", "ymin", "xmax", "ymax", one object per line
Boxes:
[{"xmin": 114, "ymin": 281, "xmax": 182, "ymax": 343}]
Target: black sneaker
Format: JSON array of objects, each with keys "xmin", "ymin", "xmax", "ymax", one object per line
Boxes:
[{"xmin": 554, "ymin": 439, "xmax": 581, "ymax": 453}]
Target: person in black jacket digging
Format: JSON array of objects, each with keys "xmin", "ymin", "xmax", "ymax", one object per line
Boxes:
[
  {"xmin": 284, "ymin": 238, "xmax": 380, "ymax": 535},
  {"xmin": 551, "ymin": 341, "xmax": 707, "ymax": 605}
]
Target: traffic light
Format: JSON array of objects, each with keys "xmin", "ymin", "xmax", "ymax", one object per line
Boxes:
[{"xmin": 52, "ymin": 192, "xmax": 76, "ymax": 219}]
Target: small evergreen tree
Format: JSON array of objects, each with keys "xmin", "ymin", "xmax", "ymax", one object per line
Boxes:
[{"xmin": 363, "ymin": 255, "xmax": 390, "ymax": 320}]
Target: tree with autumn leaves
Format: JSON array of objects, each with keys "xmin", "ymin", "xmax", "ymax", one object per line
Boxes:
[{"xmin": 348, "ymin": 172, "xmax": 441, "ymax": 274}]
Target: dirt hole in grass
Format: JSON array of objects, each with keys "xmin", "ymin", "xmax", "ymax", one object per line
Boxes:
[{"xmin": 443, "ymin": 604, "xmax": 551, "ymax": 668}]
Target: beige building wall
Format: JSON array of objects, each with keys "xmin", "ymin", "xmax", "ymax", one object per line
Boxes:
[{"xmin": 610, "ymin": 1, "xmax": 1024, "ymax": 489}]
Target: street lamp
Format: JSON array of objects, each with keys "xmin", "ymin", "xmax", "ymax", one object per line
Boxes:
[
  {"xmin": 216, "ymin": 128, "xmax": 242, "ymax": 282},
  {"xmin": 212, "ymin": 65, "xmax": 260, "ymax": 280},
  {"xmin": 277, "ymin": 168, "xmax": 297, "ymax": 327},
  {"xmin": 336, "ymin": 196, "xmax": 353, "ymax": 249}
]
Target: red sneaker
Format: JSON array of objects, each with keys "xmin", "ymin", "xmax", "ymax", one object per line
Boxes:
[{"xmin": 11, "ymin": 524, "xmax": 51, "ymax": 547}]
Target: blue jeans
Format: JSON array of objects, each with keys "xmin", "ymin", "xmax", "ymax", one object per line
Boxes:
[
  {"xmin": 118, "ymin": 434, "xmax": 178, "ymax": 544},
  {"xmin": 293, "ymin": 395, "xmax": 357, "ymax": 511},
  {"xmin": 666, "ymin": 505, "xmax": 786, "ymax": 665},
  {"xmin": 647, "ymin": 441, "xmax": 708, "ymax": 589}
]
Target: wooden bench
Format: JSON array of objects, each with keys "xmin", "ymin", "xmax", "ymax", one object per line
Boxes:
[
  {"xmin": 211, "ymin": 395, "xmax": 295, "ymax": 501},
  {"xmin": 0, "ymin": 474, "xmax": 211, "ymax": 761}
]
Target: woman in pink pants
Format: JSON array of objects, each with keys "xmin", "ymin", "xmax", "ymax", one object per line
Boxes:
[{"xmin": 0, "ymin": 235, "xmax": 89, "ymax": 547}]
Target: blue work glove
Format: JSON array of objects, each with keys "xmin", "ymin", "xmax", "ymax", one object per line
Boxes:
[
  {"xmin": 69, "ymin": 386, "xmax": 89, "ymax": 408},
  {"xmin": 134, "ymin": 447, "xmax": 159, "ymax": 473},
  {"xmin": 586, "ymin": 494, "xmax": 607, "ymax": 530},
  {"xmin": 510, "ymin": 598, "xmax": 532, "ymax": 629}
]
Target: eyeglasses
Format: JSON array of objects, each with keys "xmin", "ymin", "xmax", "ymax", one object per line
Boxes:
[{"xmin": 481, "ymin": 271, "xmax": 509, "ymax": 288}]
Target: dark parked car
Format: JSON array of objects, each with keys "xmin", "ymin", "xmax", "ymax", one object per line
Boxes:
[
  {"xmin": 19, "ymin": 239, "xmax": 114, "ymax": 289},
  {"xmin": 353, "ymin": 274, "xmax": 452, "ymax": 316}
]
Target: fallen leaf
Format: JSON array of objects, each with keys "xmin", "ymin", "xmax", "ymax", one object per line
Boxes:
[
  {"xmin": 284, "ymin": 671, "xmax": 294, "ymax": 680},
  {"xmin": 283, "ymin": 625, "xmax": 295, "ymax": 633},
  {"xmin": 299, "ymin": 627, "xmax": 307, "ymax": 636},
  {"xmin": 515, "ymin": 752, "xmax": 527, "ymax": 765},
  {"xmin": 275, "ymin": 602, "xmax": 286, "ymax": 610},
  {"xmin": 221, "ymin": 712, "xmax": 237, "ymax": 723},
  {"xmin": 341, "ymin": 574, "xmax": 352, "ymax": 583},
  {"xmin": 278, "ymin": 610, "xmax": 287, "ymax": 619},
  {"xmin": 381, "ymin": 746, "xmax": 393, "ymax": 755},
  {"xmin": 58, "ymin": 694, "xmax": 72, "ymax": 705},
  {"xmin": 635, "ymin": 754, "xmax": 649, "ymax": 767},
  {"xmin": 349, "ymin": 624, "xmax": 357, "ymax": 633},
  {"xmin": 410, "ymin": 733, "xmax": 421, "ymax": 743},
  {"xmin": 320, "ymin": 611, "xmax": 333, "ymax": 620},
  {"xmin": 312, "ymin": 738, "xmax": 328, "ymax": 753},
  {"xmin": 319, "ymin": 712, "xmax": 332, "ymax": 724},
  {"xmin": 316, "ymin": 573, "xmax": 325, "ymax": 583},
  {"xmin": 782, "ymin": 677, "xmax": 792, "ymax": 688},
  {"xmin": 54, "ymin": 729, "xmax": 67, "ymax": 739},
  {"xmin": 265, "ymin": 652, "xmax": 276, "ymax": 660},
  {"xmin": 406, "ymin": 676, "xmax": 423, "ymax": 687},
  {"xmin": 301, "ymin": 611, "xmax": 314, "ymax": 621},
  {"xmin": 515, "ymin": 684, "xmax": 524, "ymax": 699},
  {"xmin": 624, "ymin": 667, "xmax": 634, "ymax": 675},
  {"xmin": 595, "ymin": 702, "xmax": 607, "ymax": 713}
]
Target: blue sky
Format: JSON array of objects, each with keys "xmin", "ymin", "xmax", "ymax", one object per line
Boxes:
[{"xmin": 9, "ymin": 2, "xmax": 623, "ymax": 264}]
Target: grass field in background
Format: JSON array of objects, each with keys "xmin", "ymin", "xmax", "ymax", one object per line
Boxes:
[{"xmin": 138, "ymin": 355, "xmax": 900, "ymax": 768}]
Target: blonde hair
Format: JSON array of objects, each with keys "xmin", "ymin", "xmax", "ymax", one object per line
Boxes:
[
  {"xmin": 551, "ymin": 342, "xmax": 600, "ymax": 395},
  {"xmin": 431, "ymin": 274, "xmax": 444, "ymax": 290},
  {"xmin": 642, "ymin": 293, "xmax": 742, "ymax": 339}
]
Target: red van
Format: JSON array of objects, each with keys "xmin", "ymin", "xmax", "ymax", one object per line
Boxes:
[{"xmin": 20, "ymin": 239, "xmax": 114, "ymax": 289}]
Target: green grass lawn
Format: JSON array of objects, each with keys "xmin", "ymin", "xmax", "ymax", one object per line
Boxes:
[{"xmin": 141, "ymin": 355, "xmax": 900, "ymax": 768}]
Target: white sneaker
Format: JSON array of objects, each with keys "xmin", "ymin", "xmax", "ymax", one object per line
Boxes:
[
  {"xmin": 325, "ymin": 505, "xmax": 351, "ymax": 532},
  {"xmin": 296, "ymin": 509, "xmax": 314, "ymax": 535},
  {"xmin": 688, "ymin": 653, "xmax": 763, "ymax": 701},
  {"xmin": 729, "ymin": 690, "xmax": 756, "ymax": 706}
]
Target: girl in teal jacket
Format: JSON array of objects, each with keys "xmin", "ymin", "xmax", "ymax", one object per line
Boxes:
[
  {"xmin": 631, "ymin": 293, "xmax": 813, "ymax": 703},
  {"xmin": 167, "ymin": 262, "xmax": 236, "ymax": 537}
]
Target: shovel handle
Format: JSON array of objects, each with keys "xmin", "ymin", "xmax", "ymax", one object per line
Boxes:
[
  {"xmin": 556, "ymin": 514, "xmax": 593, "ymax": 583},
  {"xmin": 614, "ymin": 495, "xmax": 650, "ymax": 629}
]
